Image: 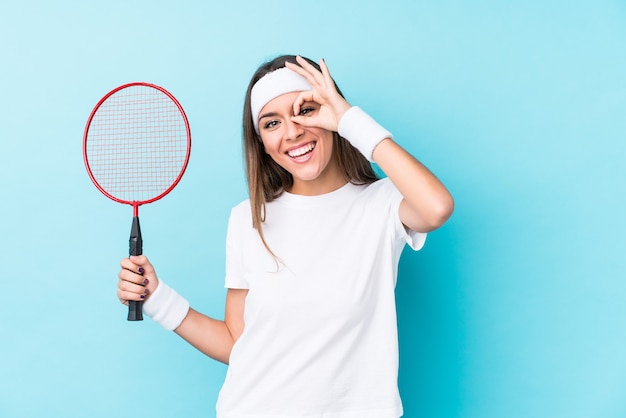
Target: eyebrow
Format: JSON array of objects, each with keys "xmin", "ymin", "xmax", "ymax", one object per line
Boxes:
[{"xmin": 258, "ymin": 111, "xmax": 279, "ymax": 121}]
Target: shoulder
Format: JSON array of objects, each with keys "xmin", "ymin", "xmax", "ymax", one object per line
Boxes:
[
  {"xmin": 356, "ymin": 178, "xmax": 405, "ymax": 220},
  {"xmin": 228, "ymin": 199, "xmax": 253, "ymax": 228},
  {"xmin": 358, "ymin": 177, "xmax": 399, "ymax": 200},
  {"xmin": 231, "ymin": 198, "xmax": 251, "ymax": 215}
]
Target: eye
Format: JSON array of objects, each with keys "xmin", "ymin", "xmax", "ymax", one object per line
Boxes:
[
  {"xmin": 263, "ymin": 119, "xmax": 279, "ymax": 130},
  {"xmin": 298, "ymin": 106, "xmax": 315, "ymax": 117}
]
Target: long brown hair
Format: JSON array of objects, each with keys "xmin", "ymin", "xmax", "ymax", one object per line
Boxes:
[{"xmin": 242, "ymin": 55, "xmax": 378, "ymax": 255}]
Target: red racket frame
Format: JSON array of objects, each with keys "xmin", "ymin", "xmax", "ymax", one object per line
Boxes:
[{"xmin": 82, "ymin": 82, "xmax": 192, "ymax": 217}]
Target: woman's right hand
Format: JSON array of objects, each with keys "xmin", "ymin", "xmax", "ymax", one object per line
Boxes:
[{"xmin": 117, "ymin": 255, "xmax": 160, "ymax": 306}]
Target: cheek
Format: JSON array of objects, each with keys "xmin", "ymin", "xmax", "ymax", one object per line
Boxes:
[
  {"xmin": 314, "ymin": 127, "xmax": 333, "ymax": 140},
  {"xmin": 260, "ymin": 135, "xmax": 280, "ymax": 155},
  {"xmin": 316, "ymin": 130, "xmax": 335, "ymax": 151}
]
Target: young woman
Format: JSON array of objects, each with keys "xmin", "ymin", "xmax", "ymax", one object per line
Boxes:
[{"xmin": 117, "ymin": 54, "xmax": 454, "ymax": 418}]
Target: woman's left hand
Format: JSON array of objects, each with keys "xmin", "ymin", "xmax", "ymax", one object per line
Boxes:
[{"xmin": 285, "ymin": 56, "xmax": 351, "ymax": 132}]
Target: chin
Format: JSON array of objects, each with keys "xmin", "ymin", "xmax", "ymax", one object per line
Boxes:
[{"xmin": 293, "ymin": 171, "xmax": 323, "ymax": 183}]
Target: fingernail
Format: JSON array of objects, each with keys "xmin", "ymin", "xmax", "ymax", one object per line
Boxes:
[
  {"xmin": 143, "ymin": 278, "xmax": 149, "ymax": 285},
  {"xmin": 138, "ymin": 267, "xmax": 145, "ymax": 274},
  {"xmin": 144, "ymin": 288, "xmax": 150, "ymax": 295},
  {"xmin": 140, "ymin": 294, "xmax": 145, "ymax": 299}
]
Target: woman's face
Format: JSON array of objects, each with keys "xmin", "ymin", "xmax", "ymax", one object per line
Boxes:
[{"xmin": 257, "ymin": 91, "xmax": 343, "ymax": 195}]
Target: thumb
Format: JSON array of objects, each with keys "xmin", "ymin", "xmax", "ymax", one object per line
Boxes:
[
  {"xmin": 129, "ymin": 255, "xmax": 155, "ymax": 274},
  {"xmin": 290, "ymin": 114, "xmax": 313, "ymax": 127},
  {"xmin": 291, "ymin": 112, "xmax": 338, "ymax": 132},
  {"xmin": 129, "ymin": 254, "xmax": 146, "ymax": 264}
]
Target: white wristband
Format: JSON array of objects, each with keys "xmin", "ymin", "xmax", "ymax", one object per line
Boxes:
[
  {"xmin": 337, "ymin": 106, "xmax": 393, "ymax": 162},
  {"xmin": 142, "ymin": 280, "xmax": 190, "ymax": 331}
]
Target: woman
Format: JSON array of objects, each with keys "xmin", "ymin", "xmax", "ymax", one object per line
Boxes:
[{"xmin": 117, "ymin": 54, "xmax": 454, "ymax": 418}]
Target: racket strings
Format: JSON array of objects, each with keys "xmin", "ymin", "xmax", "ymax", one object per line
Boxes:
[{"xmin": 85, "ymin": 85, "xmax": 189, "ymax": 202}]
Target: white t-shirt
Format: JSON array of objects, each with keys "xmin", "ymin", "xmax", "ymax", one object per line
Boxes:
[{"xmin": 216, "ymin": 178, "xmax": 426, "ymax": 418}]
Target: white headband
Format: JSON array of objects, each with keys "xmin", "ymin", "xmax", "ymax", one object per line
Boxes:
[{"xmin": 250, "ymin": 67, "xmax": 312, "ymax": 133}]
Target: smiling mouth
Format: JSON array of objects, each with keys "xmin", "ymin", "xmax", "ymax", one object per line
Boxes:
[{"xmin": 287, "ymin": 142, "xmax": 316, "ymax": 158}]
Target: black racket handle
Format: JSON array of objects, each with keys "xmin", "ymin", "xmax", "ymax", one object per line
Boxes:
[{"xmin": 128, "ymin": 216, "xmax": 144, "ymax": 321}]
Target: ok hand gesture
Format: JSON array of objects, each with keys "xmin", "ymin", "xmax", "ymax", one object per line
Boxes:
[{"xmin": 286, "ymin": 56, "xmax": 351, "ymax": 133}]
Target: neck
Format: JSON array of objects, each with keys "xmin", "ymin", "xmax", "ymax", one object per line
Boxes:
[{"xmin": 288, "ymin": 161, "xmax": 347, "ymax": 196}]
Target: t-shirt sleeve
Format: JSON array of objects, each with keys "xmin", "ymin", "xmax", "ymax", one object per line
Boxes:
[
  {"xmin": 403, "ymin": 223, "xmax": 427, "ymax": 251},
  {"xmin": 386, "ymin": 178, "xmax": 427, "ymax": 251},
  {"xmin": 224, "ymin": 204, "xmax": 250, "ymax": 289}
]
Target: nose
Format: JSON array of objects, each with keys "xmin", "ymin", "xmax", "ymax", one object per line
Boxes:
[{"xmin": 284, "ymin": 118, "xmax": 304, "ymax": 141}]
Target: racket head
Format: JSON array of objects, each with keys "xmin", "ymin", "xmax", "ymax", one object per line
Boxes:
[{"xmin": 83, "ymin": 82, "xmax": 191, "ymax": 208}]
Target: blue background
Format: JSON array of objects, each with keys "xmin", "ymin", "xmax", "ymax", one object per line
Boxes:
[{"xmin": 1, "ymin": 1, "xmax": 625, "ymax": 417}]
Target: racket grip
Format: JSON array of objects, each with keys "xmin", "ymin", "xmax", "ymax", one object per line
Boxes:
[
  {"xmin": 129, "ymin": 216, "xmax": 143, "ymax": 257},
  {"xmin": 128, "ymin": 216, "xmax": 144, "ymax": 321},
  {"xmin": 128, "ymin": 300, "xmax": 144, "ymax": 321}
]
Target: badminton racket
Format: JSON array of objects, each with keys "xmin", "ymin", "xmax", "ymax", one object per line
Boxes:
[{"xmin": 83, "ymin": 82, "xmax": 191, "ymax": 321}]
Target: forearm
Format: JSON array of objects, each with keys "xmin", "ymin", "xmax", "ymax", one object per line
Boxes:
[
  {"xmin": 174, "ymin": 308, "xmax": 236, "ymax": 364},
  {"xmin": 372, "ymin": 138, "xmax": 454, "ymax": 232}
]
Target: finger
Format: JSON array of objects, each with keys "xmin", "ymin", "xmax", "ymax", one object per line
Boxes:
[
  {"xmin": 298, "ymin": 56, "xmax": 333, "ymax": 91},
  {"xmin": 129, "ymin": 255, "xmax": 156, "ymax": 275},
  {"xmin": 290, "ymin": 109, "xmax": 334, "ymax": 131},
  {"xmin": 295, "ymin": 55, "xmax": 323, "ymax": 80},
  {"xmin": 318, "ymin": 57, "xmax": 329, "ymax": 75},
  {"xmin": 290, "ymin": 114, "xmax": 314, "ymax": 128},
  {"xmin": 120, "ymin": 257, "xmax": 144, "ymax": 275},
  {"xmin": 120, "ymin": 255, "xmax": 157, "ymax": 279},
  {"xmin": 117, "ymin": 286, "xmax": 148, "ymax": 304},
  {"xmin": 117, "ymin": 273, "xmax": 150, "ymax": 307},
  {"xmin": 119, "ymin": 277, "xmax": 150, "ymax": 295},
  {"xmin": 118, "ymin": 267, "xmax": 150, "ymax": 286},
  {"xmin": 318, "ymin": 58, "xmax": 334, "ymax": 85},
  {"xmin": 290, "ymin": 57, "xmax": 341, "ymax": 108},
  {"xmin": 291, "ymin": 90, "xmax": 316, "ymax": 116},
  {"xmin": 286, "ymin": 57, "xmax": 323, "ymax": 88}
]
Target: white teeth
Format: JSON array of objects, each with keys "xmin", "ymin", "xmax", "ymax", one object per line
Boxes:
[{"xmin": 287, "ymin": 143, "xmax": 315, "ymax": 158}]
